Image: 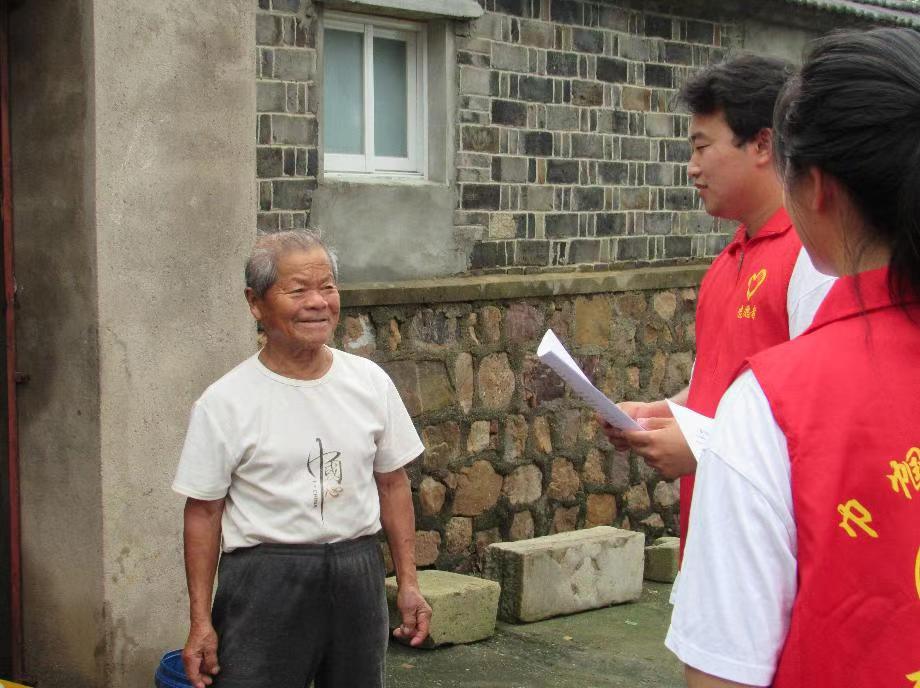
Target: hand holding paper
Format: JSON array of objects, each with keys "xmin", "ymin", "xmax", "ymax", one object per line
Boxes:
[{"xmin": 536, "ymin": 330, "xmax": 642, "ymax": 432}]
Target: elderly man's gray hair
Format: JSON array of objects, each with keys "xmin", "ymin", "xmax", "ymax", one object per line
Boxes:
[{"xmin": 245, "ymin": 229, "xmax": 339, "ymax": 298}]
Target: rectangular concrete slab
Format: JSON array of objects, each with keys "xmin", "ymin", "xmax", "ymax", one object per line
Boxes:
[
  {"xmin": 644, "ymin": 536, "xmax": 679, "ymax": 583},
  {"xmin": 386, "ymin": 570, "xmax": 501, "ymax": 648},
  {"xmin": 483, "ymin": 526, "xmax": 645, "ymax": 623}
]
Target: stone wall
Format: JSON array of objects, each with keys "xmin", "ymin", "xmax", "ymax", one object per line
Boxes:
[
  {"xmin": 454, "ymin": 1, "xmax": 740, "ymax": 272},
  {"xmin": 255, "ymin": 0, "xmax": 746, "ymax": 279},
  {"xmin": 256, "ymin": 0, "xmax": 318, "ymax": 232},
  {"xmin": 335, "ymin": 267, "xmax": 701, "ymax": 571}
]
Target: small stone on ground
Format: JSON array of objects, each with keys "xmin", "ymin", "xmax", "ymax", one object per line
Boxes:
[
  {"xmin": 644, "ymin": 536, "xmax": 679, "ymax": 583},
  {"xmin": 386, "ymin": 570, "xmax": 501, "ymax": 648}
]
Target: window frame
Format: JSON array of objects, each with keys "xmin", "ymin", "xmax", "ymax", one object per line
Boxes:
[{"xmin": 322, "ymin": 10, "xmax": 428, "ymax": 178}]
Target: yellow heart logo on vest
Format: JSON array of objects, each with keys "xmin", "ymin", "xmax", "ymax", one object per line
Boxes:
[{"xmin": 747, "ymin": 269, "xmax": 767, "ymax": 301}]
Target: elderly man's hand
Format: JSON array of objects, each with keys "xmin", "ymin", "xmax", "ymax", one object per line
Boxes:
[
  {"xmin": 392, "ymin": 584, "xmax": 432, "ymax": 647},
  {"xmin": 182, "ymin": 621, "xmax": 220, "ymax": 688},
  {"xmin": 621, "ymin": 417, "xmax": 696, "ymax": 480}
]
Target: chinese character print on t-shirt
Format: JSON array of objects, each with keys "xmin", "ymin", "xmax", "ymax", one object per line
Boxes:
[{"xmin": 306, "ymin": 437, "xmax": 344, "ymax": 520}]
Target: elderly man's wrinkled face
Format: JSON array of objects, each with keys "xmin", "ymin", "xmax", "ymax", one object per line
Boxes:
[{"xmin": 249, "ymin": 248, "xmax": 340, "ymax": 352}]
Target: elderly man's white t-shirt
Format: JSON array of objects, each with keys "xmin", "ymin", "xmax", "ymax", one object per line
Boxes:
[{"xmin": 173, "ymin": 348, "xmax": 424, "ymax": 552}]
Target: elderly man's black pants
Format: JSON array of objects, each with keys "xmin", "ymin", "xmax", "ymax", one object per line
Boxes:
[{"xmin": 211, "ymin": 535, "xmax": 388, "ymax": 688}]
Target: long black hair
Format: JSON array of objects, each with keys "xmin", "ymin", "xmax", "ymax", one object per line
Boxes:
[{"xmin": 773, "ymin": 28, "xmax": 920, "ymax": 302}]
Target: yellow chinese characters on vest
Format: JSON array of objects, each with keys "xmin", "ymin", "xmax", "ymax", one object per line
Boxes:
[
  {"xmin": 836, "ymin": 445, "xmax": 920, "ymax": 685},
  {"xmin": 736, "ymin": 268, "xmax": 766, "ymax": 320},
  {"xmin": 836, "ymin": 445, "xmax": 920, "ymax": 604},
  {"xmin": 887, "ymin": 446, "xmax": 920, "ymax": 500}
]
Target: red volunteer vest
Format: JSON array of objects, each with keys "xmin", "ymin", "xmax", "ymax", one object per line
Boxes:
[
  {"xmin": 681, "ymin": 207, "xmax": 802, "ymax": 549},
  {"xmin": 747, "ymin": 267, "xmax": 920, "ymax": 688}
]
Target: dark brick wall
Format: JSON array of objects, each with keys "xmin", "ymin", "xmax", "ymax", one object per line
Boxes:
[
  {"xmin": 457, "ymin": 0, "xmax": 741, "ymax": 273},
  {"xmin": 255, "ymin": 1, "xmax": 318, "ymax": 232},
  {"xmin": 254, "ymin": 0, "xmax": 743, "ymax": 275}
]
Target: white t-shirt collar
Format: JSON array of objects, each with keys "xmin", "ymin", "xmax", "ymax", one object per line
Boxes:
[{"xmin": 252, "ymin": 347, "xmax": 338, "ymax": 388}]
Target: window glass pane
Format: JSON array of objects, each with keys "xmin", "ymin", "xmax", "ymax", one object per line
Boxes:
[
  {"xmin": 324, "ymin": 29, "xmax": 364, "ymax": 155},
  {"xmin": 373, "ymin": 37, "xmax": 408, "ymax": 158}
]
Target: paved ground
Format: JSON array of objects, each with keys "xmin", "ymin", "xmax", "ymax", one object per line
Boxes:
[{"xmin": 385, "ymin": 582, "xmax": 682, "ymax": 688}]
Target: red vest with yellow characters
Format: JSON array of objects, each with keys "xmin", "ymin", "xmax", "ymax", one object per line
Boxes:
[
  {"xmin": 748, "ymin": 267, "xmax": 920, "ymax": 688},
  {"xmin": 682, "ymin": 207, "xmax": 802, "ymax": 549}
]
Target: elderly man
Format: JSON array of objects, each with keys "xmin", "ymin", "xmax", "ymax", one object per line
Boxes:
[{"xmin": 172, "ymin": 230, "xmax": 430, "ymax": 688}]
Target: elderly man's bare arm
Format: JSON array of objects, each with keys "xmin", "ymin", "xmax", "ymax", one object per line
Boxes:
[
  {"xmin": 375, "ymin": 467, "xmax": 431, "ymax": 647},
  {"xmin": 182, "ymin": 497, "xmax": 224, "ymax": 688}
]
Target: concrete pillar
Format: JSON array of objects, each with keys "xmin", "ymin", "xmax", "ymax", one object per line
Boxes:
[
  {"xmin": 12, "ymin": 1, "xmax": 256, "ymax": 685},
  {"xmin": 11, "ymin": 1, "xmax": 103, "ymax": 684}
]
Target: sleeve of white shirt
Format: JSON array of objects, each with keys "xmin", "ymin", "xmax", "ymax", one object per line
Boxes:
[
  {"xmin": 373, "ymin": 375, "xmax": 425, "ymax": 473},
  {"xmin": 172, "ymin": 400, "xmax": 238, "ymax": 501},
  {"xmin": 787, "ymin": 247, "xmax": 835, "ymax": 338},
  {"xmin": 665, "ymin": 370, "xmax": 797, "ymax": 686}
]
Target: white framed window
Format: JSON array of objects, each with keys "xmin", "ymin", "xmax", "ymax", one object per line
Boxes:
[{"xmin": 322, "ymin": 11, "xmax": 427, "ymax": 177}]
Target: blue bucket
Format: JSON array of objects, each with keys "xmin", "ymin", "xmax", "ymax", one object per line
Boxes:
[{"xmin": 154, "ymin": 650, "xmax": 193, "ymax": 688}]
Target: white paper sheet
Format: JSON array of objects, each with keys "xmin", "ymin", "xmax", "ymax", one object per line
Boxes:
[
  {"xmin": 666, "ymin": 400, "xmax": 713, "ymax": 462},
  {"xmin": 537, "ymin": 330, "xmax": 642, "ymax": 431}
]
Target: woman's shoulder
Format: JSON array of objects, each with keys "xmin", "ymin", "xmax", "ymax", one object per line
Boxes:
[
  {"xmin": 744, "ymin": 339, "xmax": 809, "ymax": 397},
  {"xmin": 751, "ymin": 318, "xmax": 833, "ymax": 372}
]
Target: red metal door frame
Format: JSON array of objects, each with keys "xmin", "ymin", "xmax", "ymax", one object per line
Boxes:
[{"xmin": 0, "ymin": 0, "xmax": 23, "ymax": 678}]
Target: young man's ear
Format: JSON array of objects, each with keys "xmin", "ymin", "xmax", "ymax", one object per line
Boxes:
[{"xmin": 752, "ymin": 127, "xmax": 774, "ymax": 164}]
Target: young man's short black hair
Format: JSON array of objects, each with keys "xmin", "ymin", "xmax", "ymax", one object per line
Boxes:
[{"xmin": 677, "ymin": 54, "xmax": 794, "ymax": 143}]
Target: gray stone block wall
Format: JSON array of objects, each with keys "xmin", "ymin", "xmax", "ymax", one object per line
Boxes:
[
  {"xmin": 256, "ymin": 0, "xmax": 318, "ymax": 231},
  {"xmin": 251, "ymin": 0, "xmax": 757, "ymax": 574},
  {"xmin": 334, "ymin": 279, "xmax": 692, "ymax": 573},
  {"xmin": 254, "ymin": 0, "xmax": 742, "ymax": 274},
  {"xmin": 458, "ymin": 0, "xmax": 741, "ymax": 273}
]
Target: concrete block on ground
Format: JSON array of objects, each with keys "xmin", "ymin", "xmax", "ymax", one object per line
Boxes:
[
  {"xmin": 483, "ymin": 526, "xmax": 644, "ymax": 623},
  {"xmin": 644, "ymin": 536, "xmax": 679, "ymax": 582},
  {"xmin": 385, "ymin": 570, "xmax": 501, "ymax": 648}
]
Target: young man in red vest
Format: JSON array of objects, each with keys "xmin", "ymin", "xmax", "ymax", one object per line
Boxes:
[
  {"xmin": 604, "ymin": 55, "xmax": 833, "ymax": 552},
  {"xmin": 667, "ymin": 28, "xmax": 920, "ymax": 687}
]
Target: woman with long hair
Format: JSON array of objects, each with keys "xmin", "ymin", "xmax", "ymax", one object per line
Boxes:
[{"xmin": 665, "ymin": 28, "xmax": 920, "ymax": 688}]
